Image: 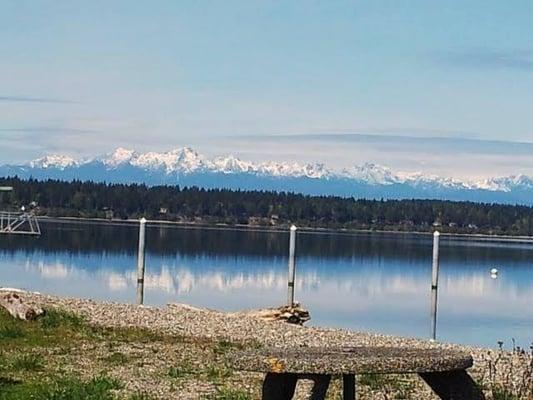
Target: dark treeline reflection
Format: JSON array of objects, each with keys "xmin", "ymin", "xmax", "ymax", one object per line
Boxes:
[{"xmin": 1, "ymin": 221, "xmax": 533, "ymax": 266}]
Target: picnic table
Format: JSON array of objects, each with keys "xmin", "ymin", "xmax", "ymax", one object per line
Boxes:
[{"xmin": 228, "ymin": 346, "xmax": 485, "ymax": 400}]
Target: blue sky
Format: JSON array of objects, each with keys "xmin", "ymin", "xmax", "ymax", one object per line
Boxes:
[{"xmin": 2, "ymin": 1, "xmax": 533, "ymax": 177}]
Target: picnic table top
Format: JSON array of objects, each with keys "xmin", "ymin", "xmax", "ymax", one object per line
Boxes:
[{"xmin": 227, "ymin": 346, "xmax": 473, "ymax": 375}]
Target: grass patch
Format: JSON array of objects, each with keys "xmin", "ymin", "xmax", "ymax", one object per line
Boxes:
[
  {"xmin": 167, "ymin": 361, "xmax": 196, "ymax": 379},
  {"xmin": 0, "ymin": 307, "xmax": 91, "ymax": 349},
  {"xmin": 93, "ymin": 325, "xmax": 174, "ymax": 344},
  {"xmin": 0, "ymin": 375, "xmax": 122, "ymax": 400},
  {"xmin": 39, "ymin": 309, "xmax": 86, "ymax": 330},
  {"xmin": 101, "ymin": 351, "xmax": 131, "ymax": 366},
  {"xmin": 358, "ymin": 373, "xmax": 388, "ymax": 390},
  {"xmin": 0, "ymin": 305, "xmax": 262, "ymax": 399},
  {"xmin": 0, "ymin": 325, "xmax": 24, "ymax": 341},
  {"xmin": 492, "ymin": 388, "xmax": 521, "ymax": 400},
  {"xmin": 205, "ymin": 364, "xmax": 232, "ymax": 381},
  {"xmin": 213, "ymin": 340, "xmax": 240, "ymax": 356},
  {"xmin": 9, "ymin": 354, "xmax": 45, "ymax": 371},
  {"xmin": 206, "ymin": 387, "xmax": 252, "ymax": 400},
  {"xmin": 0, "ymin": 377, "xmax": 20, "ymax": 390},
  {"xmin": 358, "ymin": 373, "xmax": 416, "ymax": 398},
  {"xmin": 129, "ymin": 393, "xmax": 157, "ymax": 400}
]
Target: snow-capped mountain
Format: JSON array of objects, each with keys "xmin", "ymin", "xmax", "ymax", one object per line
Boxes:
[
  {"xmin": 341, "ymin": 163, "xmax": 400, "ymax": 185},
  {"xmin": 29, "ymin": 155, "xmax": 78, "ymax": 170},
  {"xmin": 2, "ymin": 147, "xmax": 533, "ymax": 205}
]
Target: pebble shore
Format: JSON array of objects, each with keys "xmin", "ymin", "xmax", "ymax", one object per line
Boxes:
[{"xmin": 2, "ymin": 289, "xmax": 531, "ymax": 399}]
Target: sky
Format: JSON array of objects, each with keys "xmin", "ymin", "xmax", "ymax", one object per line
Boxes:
[{"xmin": 2, "ymin": 1, "xmax": 533, "ymax": 178}]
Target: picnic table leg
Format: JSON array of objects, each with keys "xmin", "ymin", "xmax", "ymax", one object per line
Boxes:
[
  {"xmin": 308, "ymin": 375, "xmax": 331, "ymax": 400},
  {"xmin": 262, "ymin": 373, "xmax": 297, "ymax": 400},
  {"xmin": 343, "ymin": 374, "xmax": 356, "ymax": 400},
  {"xmin": 419, "ymin": 370, "xmax": 485, "ymax": 400}
]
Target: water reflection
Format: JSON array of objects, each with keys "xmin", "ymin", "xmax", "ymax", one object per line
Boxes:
[{"xmin": 0, "ymin": 221, "xmax": 532, "ymax": 348}]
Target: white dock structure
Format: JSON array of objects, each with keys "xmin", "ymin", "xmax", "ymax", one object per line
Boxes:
[{"xmin": 0, "ymin": 186, "xmax": 41, "ymax": 236}]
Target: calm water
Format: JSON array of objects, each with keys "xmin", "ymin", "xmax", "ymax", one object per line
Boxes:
[{"xmin": 1, "ymin": 221, "xmax": 532, "ymax": 348}]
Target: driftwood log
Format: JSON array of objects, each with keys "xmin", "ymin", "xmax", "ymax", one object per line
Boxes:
[
  {"xmin": 236, "ymin": 303, "xmax": 311, "ymax": 325},
  {"xmin": 0, "ymin": 292, "xmax": 44, "ymax": 320}
]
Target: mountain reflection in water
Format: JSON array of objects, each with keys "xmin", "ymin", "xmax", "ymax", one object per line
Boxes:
[{"xmin": 1, "ymin": 221, "xmax": 531, "ymax": 348}]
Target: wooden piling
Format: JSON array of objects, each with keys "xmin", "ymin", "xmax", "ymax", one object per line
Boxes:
[
  {"xmin": 287, "ymin": 225, "xmax": 297, "ymax": 307},
  {"xmin": 136, "ymin": 217, "xmax": 147, "ymax": 305},
  {"xmin": 430, "ymin": 230, "xmax": 440, "ymax": 341}
]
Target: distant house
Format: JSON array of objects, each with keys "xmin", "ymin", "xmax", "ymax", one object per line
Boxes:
[
  {"xmin": 159, "ymin": 207, "xmax": 168, "ymax": 215},
  {"xmin": 448, "ymin": 222, "xmax": 458, "ymax": 228},
  {"xmin": 432, "ymin": 221, "xmax": 442, "ymax": 227},
  {"xmin": 248, "ymin": 216, "xmax": 262, "ymax": 226}
]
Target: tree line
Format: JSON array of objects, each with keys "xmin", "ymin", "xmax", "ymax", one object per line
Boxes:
[{"xmin": 1, "ymin": 176, "xmax": 533, "ymax": 235}]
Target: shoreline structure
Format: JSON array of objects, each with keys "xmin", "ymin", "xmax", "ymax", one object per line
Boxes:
[{"xmin": 39, "ymin": 216, "xmax": 533, "ymax": 244}]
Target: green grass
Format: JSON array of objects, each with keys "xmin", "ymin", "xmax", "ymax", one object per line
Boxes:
[
  {"xmin": 100, "ymin": 351, "xmax": 131, "ymax": 366},
  {"xmin": 0, "ymin": 352, "xmax": 45, "ymax": 372},
  {"xmin": 0, "ymin": 325, "xmax": 24, "ymax": 341},
  {"xmin": 39, "ymin": 309, "xmax": 86, "ymax": 330},
  {"xmin": 9, "ymin": 354, "xmax": 45, "ymax": 371},
  {"xmin": 167, "ymin": 361, "xmax": 196, "ymax": 379},
  {"xmin": 358, "ymin": 373, "xmax": 416, "ymax": 398},
  {"xmin": 213, "ymin": 340, "xmax": 239, "ymax": 356},
  {"xmin": 205, "ymin": 387, "xmax": 252, "ymax": 400},
  {"xmin": 0, "ymin": 307, "xmax": 182, "ymax": 349},
  {"xmin": 358, "ymin": 373, "xmax": 388, "ymax": 390},
  {"xmin": 128, "ymin": 393, "xmax": 158, "ymax": 400},
  {"xmin": 0, "ymin": 308, "xmax": 91, "ymax": 349},
  {"xmin": 0, "ymin": 306, "xmax": 265, "ymax": 399},
  {"xmin": 492, "ymin": 388, "xmax": 521, "ymax": 400},
  {"xmin": 205, "ymin": 364, "xmax": 232, "ymax": 381},
  {"xmin": 0, "ymin": 375, "xmax": 122, "ymax": 400}
]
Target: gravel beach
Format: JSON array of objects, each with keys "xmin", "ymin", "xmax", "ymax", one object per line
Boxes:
[{"xmin": 1, "ymin": 289, "xmax": 531, "ymax": 399}]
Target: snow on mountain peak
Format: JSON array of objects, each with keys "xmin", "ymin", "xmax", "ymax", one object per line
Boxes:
[
  {"xmin": 475, "ymin": 174, "xmax": 533, "ymax": 192},
  {"xmin": 102, "ymin": 147, "xmax": 137, "ymax": 167},
  {"xmin": 256, "ymin": 161, "xmax": 331, "ymax": 179},
  {"xmin": 29, "ymin": 155, "xmax": 77, "ymax": 169},
  {"xmin": 212, "ymin": 156, "xmax": 256, "ymax": 174},
  {"xmin": 172, "ymin": 147, "xmax": 208, "ymax": 172},
  {"xmin": 17, "ymin": 148, "xmax": 533, "ymax": 196},
  {"xmin": 97, "ymin": 147, "xmax": 209, "ymax": 173},
  {"xmin": 342, "ymin": 162, "xmax": 399, "ymax": 185},
  {"xmin": 130, "ymin": 148, "xmax": 206, "ymax": 173},
  {"xmin": 300, "ymin": 163, "xmax": 331, "ymax": 179}
]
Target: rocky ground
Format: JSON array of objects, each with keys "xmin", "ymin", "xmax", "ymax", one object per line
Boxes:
[{"xmin": 0, "ymin": 289, "xmax": 531, "ymax": 399}]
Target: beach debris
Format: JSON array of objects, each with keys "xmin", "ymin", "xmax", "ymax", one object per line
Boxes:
[
  {"xmin": 0, "ymin": 291, "xmax": 44, "ymax": 320},
  {"xmin": 237, "ymin": 303, "xmax": 311, "ymax": 325}
]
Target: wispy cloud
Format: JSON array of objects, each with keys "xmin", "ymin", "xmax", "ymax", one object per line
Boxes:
[
  {"xmin": 0, "ymin": 127, "xmax": 97, "ymax": 134},
  {"xmin": 0, "ymin": 96, "xmax": 79, "ymax": 104},
  {"xmin": 438, "ymin": 48, "xmax": 533, "ymax": 70}
]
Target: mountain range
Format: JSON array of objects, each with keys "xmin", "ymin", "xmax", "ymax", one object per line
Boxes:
[{"xmin": 2, "ymin": 147, "xmax": 533, "ymax": 205}]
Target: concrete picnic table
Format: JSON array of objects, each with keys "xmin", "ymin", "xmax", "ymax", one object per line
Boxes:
[{"xmin": 228, "ymin": 346, "xmax": 485, "ymax": 400}]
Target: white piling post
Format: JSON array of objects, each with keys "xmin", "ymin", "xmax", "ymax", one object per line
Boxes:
[
  {"xmin": 430, "ymin": 230, "xmax": 440, "ymax": 341},
  {"xmin": 287, "ymin": 225, "xmax": 297, "ymax": 307},
  {"xmin": 136, "ymin": 217, "xmax": 147, "ymax": 305}
]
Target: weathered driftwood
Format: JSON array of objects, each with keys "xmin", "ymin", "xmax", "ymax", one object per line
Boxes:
[
  {"xmin": 0, "ymin": 292, "xmax": 44, "ymax": 320},
  {"xmin": 237, "ymin": 303, "xmax": 311, "ymax": 325}
]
